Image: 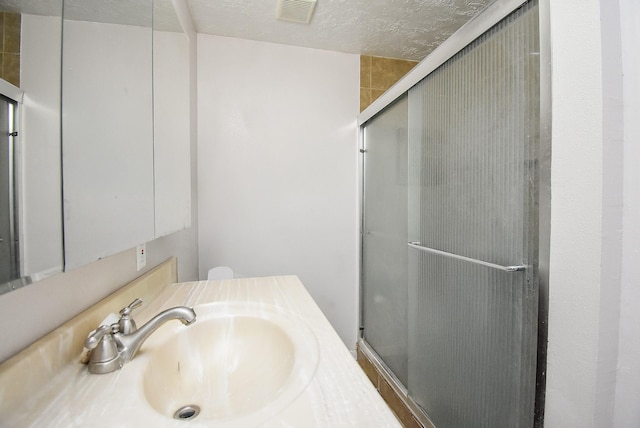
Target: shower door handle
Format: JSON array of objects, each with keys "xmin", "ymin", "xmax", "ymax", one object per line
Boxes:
[{"xmin": 408, "ymin": 242, "xmax": 526, "ymax": 273}]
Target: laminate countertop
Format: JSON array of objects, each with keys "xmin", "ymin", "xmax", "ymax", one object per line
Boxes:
[{"xmin": 0, "ymin": 274, "xmax": 401, "ymax": 427}]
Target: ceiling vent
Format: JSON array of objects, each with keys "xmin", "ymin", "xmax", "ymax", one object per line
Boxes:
[{"xmin": 276, "ymin": 0, "xmax": 317, "ymax": 24}]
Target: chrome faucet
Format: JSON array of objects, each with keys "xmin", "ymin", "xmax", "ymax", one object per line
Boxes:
[{"xmin": 84, "ymin": 298, "xmax": 196, "ymax": 374}]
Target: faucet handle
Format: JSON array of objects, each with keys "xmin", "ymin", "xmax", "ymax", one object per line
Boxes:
[
  {"xmin": 84, "ymin": 324, "xmax": 122, "ymax": 374},
  {"xmin": 84, "ymin": 324, "xmax": 117, "ymax": 350},
  {"xmin": 120, "ymin": 298, "xmax": 143, "ymax": 316},
  {"xmin": 118, "ymin": 298, "xmax": 142, "ymax": 334}
]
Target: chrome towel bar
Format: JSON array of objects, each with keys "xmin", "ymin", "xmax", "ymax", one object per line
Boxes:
[{"xmin": 407, "ymin": 242, "xmax": 526, "ymax": 273}]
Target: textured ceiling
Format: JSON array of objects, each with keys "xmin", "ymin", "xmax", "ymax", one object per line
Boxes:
[
  {"xmin": 0, "ymin": 0, "xmax": 62, "ymax": 17},
  {"xmin": 188, "ymin": 0, "xmax": 492, "ymax": 61},
  {"xmin": 0, "ymin": 0, "xmax": 493, "ymax": 61}
]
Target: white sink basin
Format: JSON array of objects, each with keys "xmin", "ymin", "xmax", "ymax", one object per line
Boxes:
[{"xmin": 142, "ymin": 302, "xmax": 319, "ymax": 426}]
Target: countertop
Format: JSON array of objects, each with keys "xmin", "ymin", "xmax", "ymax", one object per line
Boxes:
[{"xmin": 0, "ymin": 275, "xmax": 401, "ymax": 427}]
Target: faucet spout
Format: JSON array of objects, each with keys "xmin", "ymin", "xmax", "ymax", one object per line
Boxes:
[{"xmin": 115, "ymin": 306, "xmax": 196, "ymax": 363}]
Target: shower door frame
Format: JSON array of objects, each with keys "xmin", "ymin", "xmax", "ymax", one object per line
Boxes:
[
  {"xmin": 0, "ymin": 81, "xmax": 30, "ymax": 294},
  {"xmin": 357, "ymin": 0, "xmax": 552, "ymax": 425},
  {"xmin": 0, "ymin": 87, "xmax": 24, "ymax": 289}
]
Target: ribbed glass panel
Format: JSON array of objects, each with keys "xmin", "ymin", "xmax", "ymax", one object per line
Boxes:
[
  {"xmin": 362, "ymin": 96, "xmax": 409, "ymax": 385},
  {"xmin": 407, "ymin": 2, "xmax": 539, "ymax": 427}
]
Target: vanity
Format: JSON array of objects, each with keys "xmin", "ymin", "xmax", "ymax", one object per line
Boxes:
[{"xmin": 0, "ymin": 258, "xmax": 400, "ymax": 427}]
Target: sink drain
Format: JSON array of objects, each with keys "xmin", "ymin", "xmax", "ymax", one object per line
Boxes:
[{"xmin": 173, "ymin": 405, "xmax": 201, "ymax": 420}]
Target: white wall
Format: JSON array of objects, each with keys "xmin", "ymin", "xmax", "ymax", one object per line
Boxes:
[
  {"xmin": 545, "ymin": 0, "xmax": 639, "ymax": 426},
  {"xmin": 613, "ymin": 0, "xmax": 640, "ymax": 425},
  {"xmin": 546, "ymin": 1, "xmax": 603, "ymax": 423},
  {"xmin": 197, "ymin": 34, "xmax": 360, "ymax": 350}
]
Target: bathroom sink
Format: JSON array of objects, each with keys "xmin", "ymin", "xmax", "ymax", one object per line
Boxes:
[{"xmin": 142, "ymin": 302, "xmax": 319, "ymax": 425}]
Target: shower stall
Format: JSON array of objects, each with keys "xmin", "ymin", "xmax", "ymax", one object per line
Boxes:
[{"xmin": 359, "ymin": 1, "xmax": 547, "ymax": 426}]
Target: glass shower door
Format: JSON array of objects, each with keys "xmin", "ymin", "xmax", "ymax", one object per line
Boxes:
[
  {"xmin": 361, "ymin": 1, "xmax": 540, "ymax": 426},
  {"xmin": 361, "ymin": 96, "xmax": 409, "ymax": 385},
  {"xmin": 407, "ymin": 2, "xmax": 540, "ymax": 426},
  {"xmin": 0, "ymin": 96, "xmax": 19, "ymax": 284}
]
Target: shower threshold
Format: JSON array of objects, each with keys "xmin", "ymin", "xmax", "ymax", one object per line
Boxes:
[{"xmin": 357, "ymin": 340, "xmax": 435, "ymax": 428}]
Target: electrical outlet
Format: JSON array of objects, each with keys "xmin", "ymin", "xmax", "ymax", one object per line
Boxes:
[{"xmin": 136, "ymin": 243, "xmax": 146, "ymax": 271}]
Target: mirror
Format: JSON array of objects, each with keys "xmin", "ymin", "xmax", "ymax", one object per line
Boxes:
[
  {"xmin": 153, "ymin": 0, "xmax": 191, "ymax": 237},
  {"xmin": 62, "ymin": 0, "xmax": 155, "ymax": 270},
  {"xmin": 62, "ymin": 0, "xmax": 191, "ymax": 270},
  {"xmin": 0, "ymin": 0, "xmax": 64, "ymax": 294},
  {"xmin": 0, "ymin": 0, "xmax": 191, "ymax": 293}
]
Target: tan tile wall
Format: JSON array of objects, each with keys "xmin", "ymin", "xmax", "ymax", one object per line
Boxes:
[
  {"xmin": 357, "ymin": 344, "xmax": 429, "ymax": 428},
  {"xmin": 360, "ymin": 55, "xmax": 418, "ymax": 112},
  {"xmin": 0, "ymin": 11, "xmax": 21, "ymax": 87}
]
